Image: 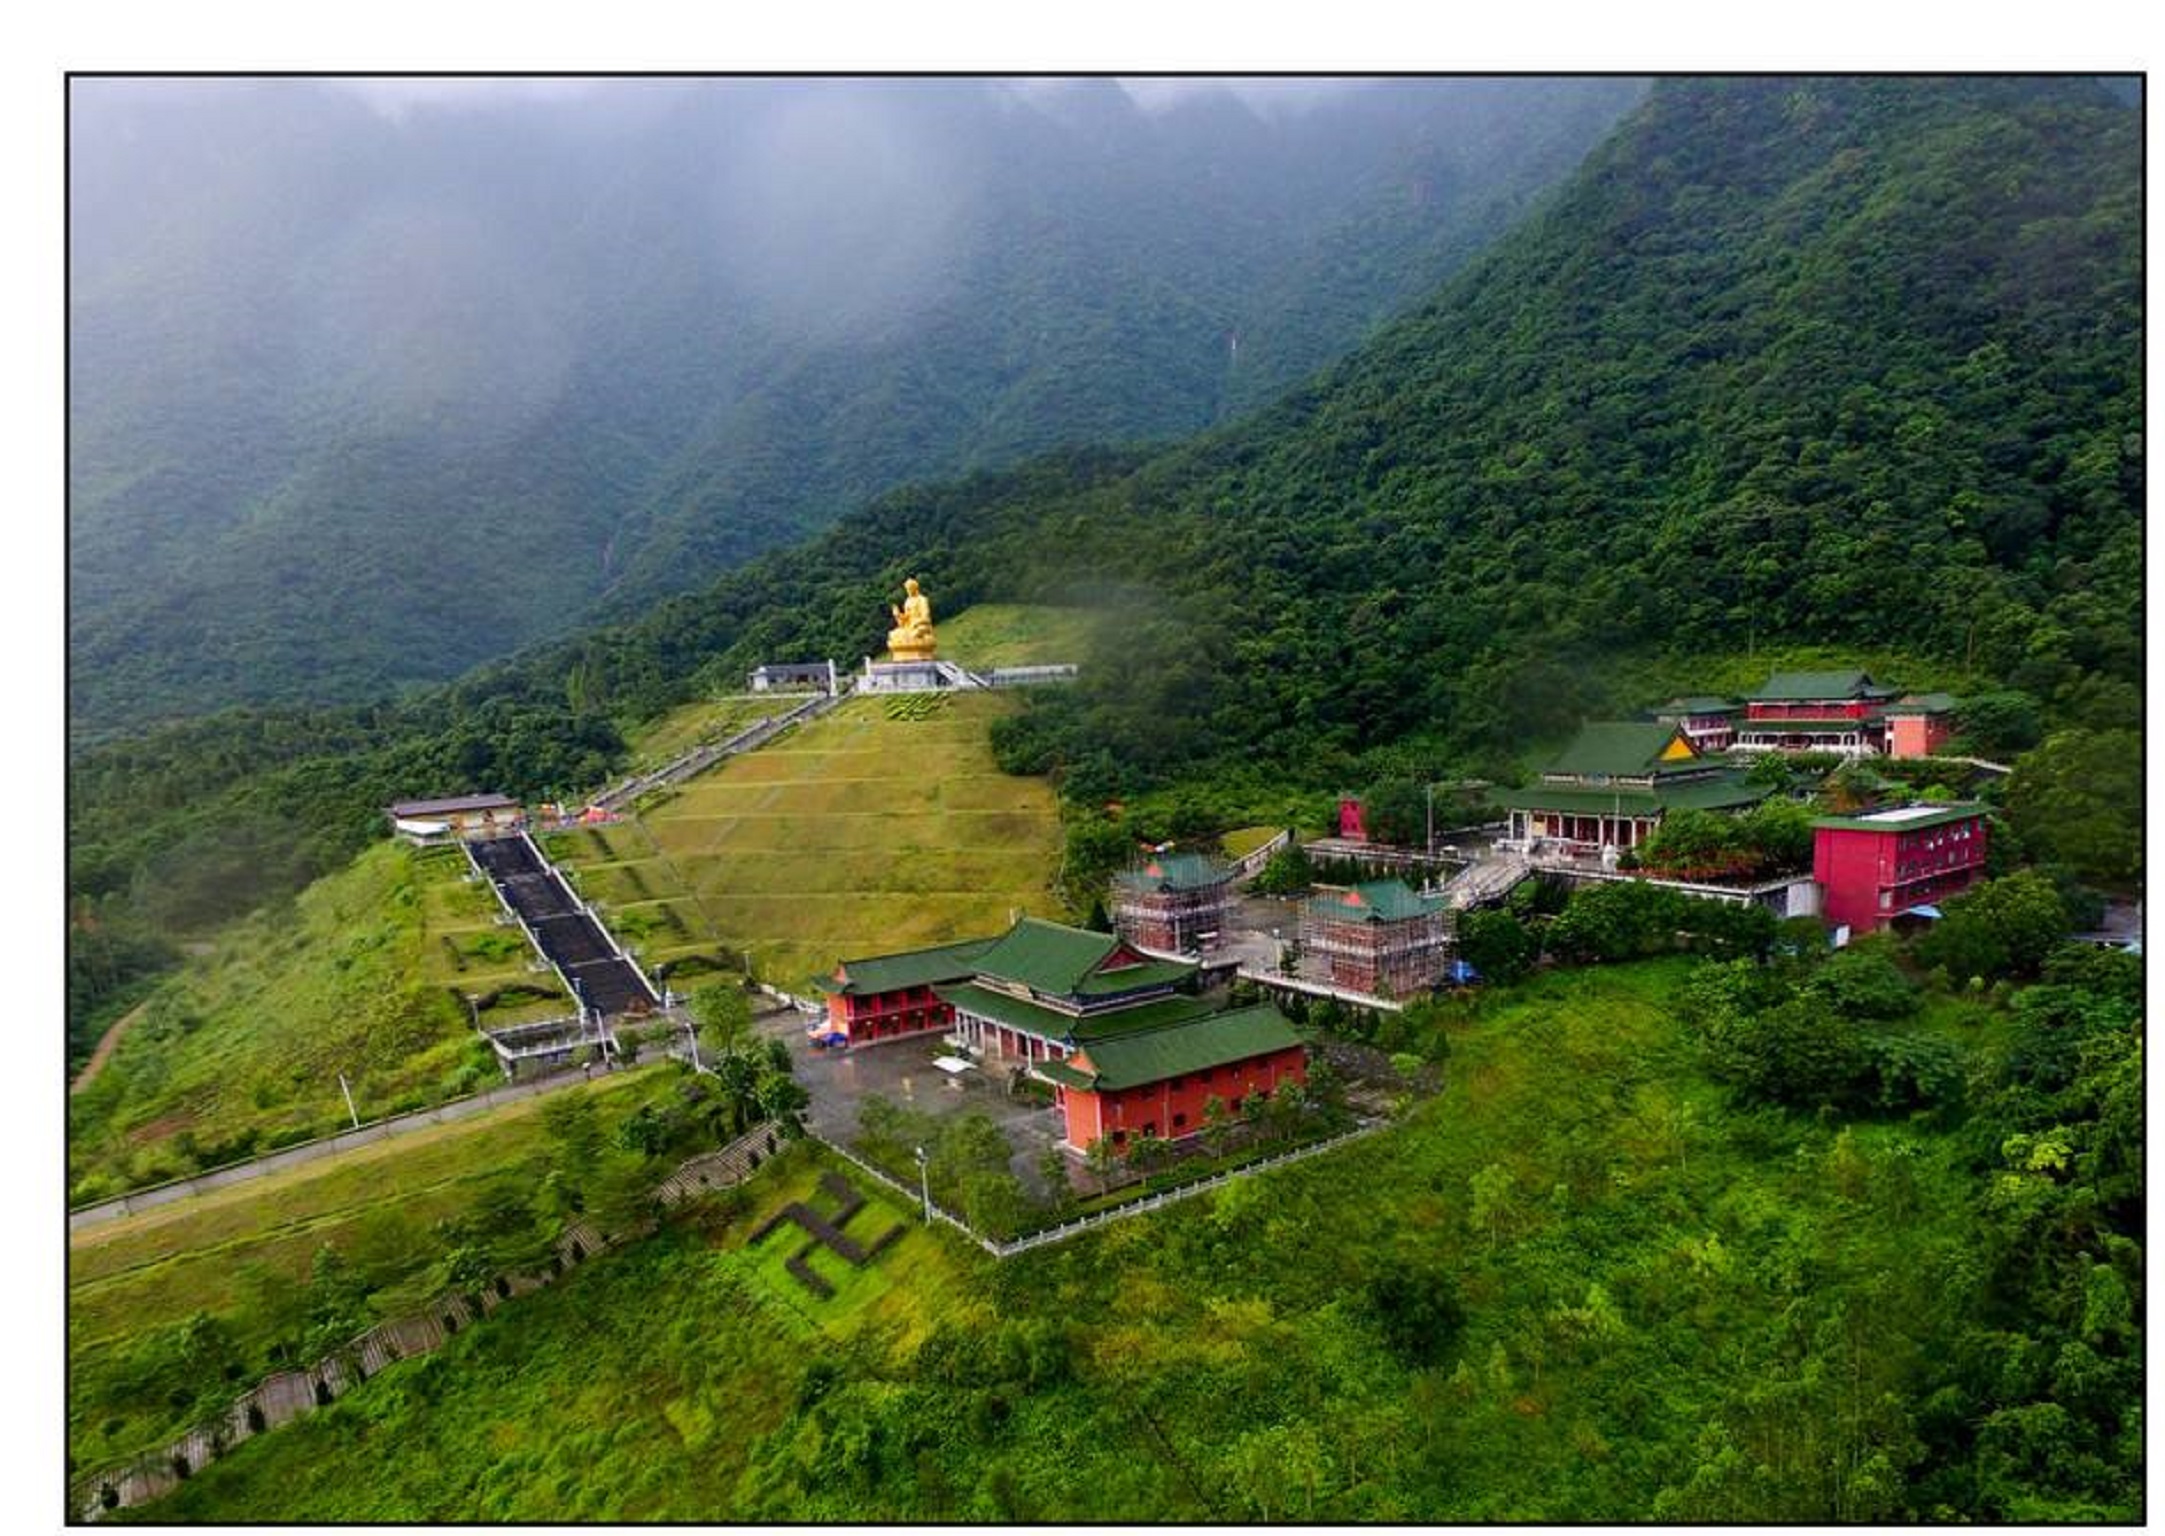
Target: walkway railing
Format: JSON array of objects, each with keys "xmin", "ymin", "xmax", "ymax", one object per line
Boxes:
[
  {"xmin": 1227, "ymin": 828, "xmax": 1292, "ymax": 882},
  {"xmin": 592, "ymin": 692, "xmax": 840, "ymax": 812},
  {"xmin": 813, "ymin": 1116, "xmax": 1386, "ymax": 1259}
]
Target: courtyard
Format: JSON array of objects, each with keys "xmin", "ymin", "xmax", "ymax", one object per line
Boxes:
[{"xmin": 752, "ymin": 1001, "xmax": 1068, "ymax": 1197}]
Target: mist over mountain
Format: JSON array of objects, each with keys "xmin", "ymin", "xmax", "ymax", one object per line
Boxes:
[
  {"xmin": 521, "ymin": 74, "xmax": 2141, "ymax": 786},
  {"xmin": 68, "ymin": 75, "xmax": 1643, "ymax": 738}
]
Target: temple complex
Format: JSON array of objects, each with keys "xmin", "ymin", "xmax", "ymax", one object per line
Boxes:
[{"xmin": 814, "ymin": 913, "xmax": 1310, "ymax": 1157}]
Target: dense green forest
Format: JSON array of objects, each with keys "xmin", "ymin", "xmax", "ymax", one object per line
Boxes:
[
  {"xmin": 70, "ymin": 76, "xmax": 1640, "ymax": 737},
  {"xmin": 67, "ymin": 76, "xmax": 2142, "ymax": 1058}
]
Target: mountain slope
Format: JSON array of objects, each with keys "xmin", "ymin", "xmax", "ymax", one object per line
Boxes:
[
  {"xmin": 496, "ymin": 76, "xmax": 2139, "ymax": 790},
  {"xmin": 68, "ymin": 76, "xmax": 2141, "ymax": 1023},
  {"xmin": 68, "ymin": 76, "xmax": 1643, "ymax": 738}
]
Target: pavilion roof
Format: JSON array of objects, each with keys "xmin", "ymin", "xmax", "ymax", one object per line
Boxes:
[
  {"xmin": 386, "ymin": 792, "xmax": 520, "ymax": 817},
  {"xmin": 1499, "ymin": 771, "xmax": 1769, "ymax": 817},
  {"xmin": 971, "ymin": 916, "xmax": 1195, "ymax": 998},
  {"xmin": 1544, "ymin": 721, "xmax": 1698, "ymax": 780},
  {"xmin": 1882, "ymin": 692, "xmax": 1959, "ymax": 716},
  {"xmin": 936, "ymin": 982, "xmax": 1212, "ymax": 1045},
  {"xmin": 1113, "ymin": 851, "xmax": 1233, "ymax": 894},
  {"xmin": 1304, "ymin": 880, "xmax": 1445, "ymax": 924}
]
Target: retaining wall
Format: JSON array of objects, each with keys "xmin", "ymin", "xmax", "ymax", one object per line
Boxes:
[{"xmin": 73, "ymin": 1126, "xmax": 774, "ymax": 1521}]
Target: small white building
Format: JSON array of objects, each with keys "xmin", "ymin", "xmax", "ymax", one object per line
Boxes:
[{"xmin": 386, "ymin": 793, "xmax": 523, "ymax": 843}]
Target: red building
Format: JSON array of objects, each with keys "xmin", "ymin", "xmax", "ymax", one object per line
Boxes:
[
  {"xmin": 1035, "ymin": 1003, "xmax": 1306, "ymax": 1154},
  {"xmin": 1734, "ymin": 669, "xmax": 1900, "ymax": 757},
  {"xmin": 1654, "ymin": 696, "xmax": 1742, "ymax": 752},
  {"xmin": 1812, "ymin": 803, "xmax": 1990, "ymax": 934},
  {"xmin": 1884, "ymin": 694, "xmax": 1960, "ymax": 760},
  {"xmin": 807, "ymin": 937, "xmax": 996, "ymax": 1047}
]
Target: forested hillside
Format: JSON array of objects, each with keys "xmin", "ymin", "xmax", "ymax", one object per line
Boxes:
[
  {"xmin": 69, "ymin": 77, "xmax": 2141, "ymax": 1048},
  {"xmin": 69, "ymin": 76, "xmax": 1640, "ymax": 737}
]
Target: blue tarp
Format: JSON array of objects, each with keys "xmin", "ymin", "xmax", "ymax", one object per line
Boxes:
[{"xmin": 1898, "ymin": 904, "xmax": 1944, "ymax": 920}]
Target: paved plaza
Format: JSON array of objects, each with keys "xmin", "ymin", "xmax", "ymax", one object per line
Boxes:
[{"xmin": 753, "ymin": 1002, "xmax": 1067, "ymax": 1196}]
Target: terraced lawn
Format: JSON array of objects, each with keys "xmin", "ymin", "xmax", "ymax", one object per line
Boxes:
[{"xmin": 580, "ymin": 693, "xmax": 1064, "ymax": 990}]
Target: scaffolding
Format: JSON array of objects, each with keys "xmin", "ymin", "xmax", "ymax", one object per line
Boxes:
[
  {"xmin": 1297, "ymin": 881, "xmax": 1453, "ymax": 999},
  {"xmin": 1111, "ymin": 852, "xmax": 1234, "ymax": 955}
]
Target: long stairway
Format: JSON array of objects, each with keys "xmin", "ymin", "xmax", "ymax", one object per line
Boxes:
[{"xmin": 468, "ymin": 834, "xmax": 659, "ymax": 1016}]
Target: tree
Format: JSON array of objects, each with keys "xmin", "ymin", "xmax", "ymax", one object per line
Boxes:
[
  {"xmin": 1249, "ymin": 839, "xmax": 1314, "ymax": 896},
  {"xmin": 1951, "ymin": 690, "xmax": 2044, "ymax": 758},
  {"xmin": 1082, "ymin": 1136, "xmax": 1119, "ymax": 1193},
  {"xmin": 1917, "ymin": 871, "xmax": 2073, "ymax": 983},
  {"xmin": 2003, "ymin": 731, "xmax": 2142, "ymax": 886},
  {"xmin": 753, "ymin": 1070, "xmax": 810, "ymax": 1135},
  {"xmin": 1454, "ymin": 907, "xmax": 1535, "ymax": 984},
  {"xmin": 690, "ymin": 982, "xmax": 756, "ymax": 1062},
  {"xmin": 1198, "ymin": 1094, "xmax": 1234, "ymax": 1157}
]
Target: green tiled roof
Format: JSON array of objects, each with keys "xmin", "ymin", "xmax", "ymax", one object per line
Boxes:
[
  {"xmin": 936, "ymin": 982, "xmax": 1211, "ymax": 1045},
  {"xmin": 1076, "ymin": 958, "xmax": 1197, "ymax": 997},
  {"xmin": 1660, "ymin": 696, "xmax": 1739, "ymax": 715},
  {"xmin": 969, "ymin": 915, "xmax": 1196, "ymax": 999},
  {"xmin": 1305, "ymin": 880, "xmax": 1445, "ymax": 924},
  {"xmin": 1882, "ymin": 692, "xmax": 1959, "ymax": 716},
  {"xmin": 1747, "ymin": 669, "xmax": 1880, "ymax": 702},
  {"xmin": 1113, "ymin": 851, "xmax": 1232, "ymax": 894},
  {"xmin": 826, "ymin": 937, "xmax": 998, "ymax": 997},
  {"xmin": 971, "ymin": 917, "xmax": 1120, "ymax": 995},
  {"xmin": 1545, "ymin": 721, "xmax": 1693, "ymax": 778},
  {"xmin": 1812, "ymin": 802, "xmax": 1987, "ymax": 835},
  {"xmin": 1501, "ymin": 773, "xmax": 1769, "ymax": 817},
  {"xmin": 1033, "ymin": 1058, "xmax": 1097, "ymax": 1091},
  {"xmin": 1072, "ymin": 994, "xmax": 1219, "ymax": 1043},
  {"xmin": 1069, "ymin": 1004, "xmax": 1304, "ymax": 1092}
]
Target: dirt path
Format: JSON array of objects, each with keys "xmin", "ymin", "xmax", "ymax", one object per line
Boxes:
[{"xmin": 71, "ymin": 1000, "xmax": 150, "ymax": 1096}]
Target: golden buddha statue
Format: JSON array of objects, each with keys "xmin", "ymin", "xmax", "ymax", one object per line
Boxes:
[{"xmin": 886, "ymin": 577, "xmax": 937, "ymax": 662}]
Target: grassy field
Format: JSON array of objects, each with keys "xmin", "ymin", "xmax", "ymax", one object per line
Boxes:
[
  {"xmin": 68, "ymin": 1066, "xmax": 678, "ymax": 1475},
  {"xmin": 557, "ymin": 692, "xmax": 1064, "ymax": 990},
  {"xmin": 620, "ymin": 696, "xmax": 794, "ymax": 775},
  {"xmin": 1219, "ymin": 825, "xmax": 1285, "ymax": 860},
  {"xmin": 136, "ymin": 1141, "xmax": 985, "ymax": 1522},
  {"xmin": 929, "ymin": 603, "xmax": 1102, "ymax": 668},
  {"xmin": 132, "ymin": 957, "xmax": 2049, "ymax": 1522},
  {"xmin": 65, "ymin": 842, "xmax": 530, "ymax": 1204}
]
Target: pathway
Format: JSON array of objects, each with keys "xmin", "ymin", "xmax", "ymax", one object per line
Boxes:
[
  {"xmin": 70, "ymin": 1000, "xmax": 150, "ymax": 1096},
  {"xmin": 68, "ymin": 1061, "xmax": 639, "ymax": 1232}
]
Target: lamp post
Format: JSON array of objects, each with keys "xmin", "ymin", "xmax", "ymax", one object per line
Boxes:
[{"xmin": 914, "ymin": 1144, "xmax": 932, "ymax": 1224}]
